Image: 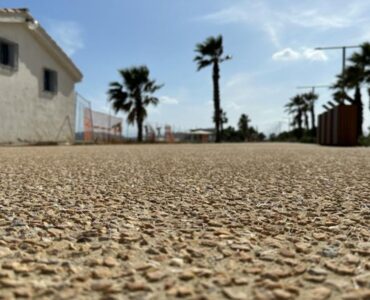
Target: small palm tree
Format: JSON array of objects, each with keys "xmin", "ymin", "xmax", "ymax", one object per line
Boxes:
[
  {"xmin": 302, "ymin": 92, "xmax": 319, "ymax": 134},
  {"xmin": 301, "ymin": 100, "xmax": 310, "ymax": 131},
  {"xmin": 238, "ymin": 114, "xmax": 251, "ymax": 140},
  {"xmin": 220, "ymin": 109, "xmax": 228, "ymax": 134},
  {"xmin": 194, "ymin": 35, "xmax": 231, "ymax": 143},
  {"xmin": 108, "ymin": 66, "xmax": 162, "ymax": 142},
  {"xmin": 285, "ymin": 95, "xmax": 305, "ymax": 138},
  {"xmin": 213, "ymin": 109, "xmax": 228, "ymax": 137}
]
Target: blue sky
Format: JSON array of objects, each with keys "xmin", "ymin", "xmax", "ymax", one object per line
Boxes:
[{"xmin": 2, "ymin": 0, "xmax": 370, "ymax": 135}]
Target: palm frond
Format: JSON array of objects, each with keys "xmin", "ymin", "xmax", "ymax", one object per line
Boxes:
[
  {"xmin": 127, "ymin": 109, "xmax": 136, "ymax": 125},
  {"xmin": 194, "ymin": 35, "xmax": 226, "ymax": 68},
  {"xmin": 144, "ymin": 80, "xmax": 163, "ymax": 93},
  {"xmin": 196, "ymin": 59, "xmax": 213, "ymax": 71},
  {"xmin": 143, "ymin": 96, "xmax": 159, "ymax": 106}
]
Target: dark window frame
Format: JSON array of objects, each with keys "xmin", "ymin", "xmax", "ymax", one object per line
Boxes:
[
  {"xmin": 0, "ymin": 37, "xmax": 18, "ymax": 70},
  {"xmin": 43, "ymin": 68, "xmax": 58, "ymax": 94}
]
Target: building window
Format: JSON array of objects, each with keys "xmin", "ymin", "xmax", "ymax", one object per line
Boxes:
[
  {"xmin": 0, "ymin": 38, "xmax": 18, "ymax": 69},
  {"xmin": 43, "ymin": 69, "xmax": 58, "ymax": 93}
]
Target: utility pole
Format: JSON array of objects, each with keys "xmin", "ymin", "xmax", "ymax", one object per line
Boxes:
[
  {"xmin": 297, "ymin": 85, "xmax": 331, "ymax": 94},
  {"xmin": 315, "ymin": 45, "xmax": 361, "ymax": 103},
  {"xmin": 108, "ymin": 105, "xmax": 112, "ymax": 143}
]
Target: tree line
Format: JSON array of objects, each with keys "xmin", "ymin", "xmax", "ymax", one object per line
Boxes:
[
  {"xmin": 222, "ymin": 114, "xmax": 265, "ymax": 142},
  {"xmin": 280, "ymin": 43, "xmax": 370, "ymax": 144}
]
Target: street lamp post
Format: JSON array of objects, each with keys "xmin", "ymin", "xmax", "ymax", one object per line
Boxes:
[
  {"xmin": 315, "ymin": 45, "xmax": 361, "ymax": 75},
  {"xmin": 315, "ymin": 45, "xmax": 361, "ymax": 103},
  {"xmin": 297, "ymin": 85, "xmax": 331, "ymax": 94}
]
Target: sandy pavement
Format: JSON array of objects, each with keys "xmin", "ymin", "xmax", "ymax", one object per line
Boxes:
[{"xmin": 0, "ymin": 143, "xmax": 369, "ymax": 299}]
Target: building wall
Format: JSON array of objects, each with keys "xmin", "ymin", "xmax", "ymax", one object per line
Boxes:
[{"xmin": 0, "ymin": 23, "xmax": 76, "ymax": 144}]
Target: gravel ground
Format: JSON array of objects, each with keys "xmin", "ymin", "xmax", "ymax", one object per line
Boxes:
[{"xmin": 0, "ymin": 143, "xmax": 369, "ymax": 300}]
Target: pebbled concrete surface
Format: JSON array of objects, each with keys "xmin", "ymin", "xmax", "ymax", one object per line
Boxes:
[{"xmin": 0, "ymin": 143, "xmax": 369, "ymax": 299}]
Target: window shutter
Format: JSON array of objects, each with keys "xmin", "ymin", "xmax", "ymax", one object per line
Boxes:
[
  {"xmin": 9, "ymin": 43, "xmax": 18, "ymax": 68},
  {"xmin": 0, "ymin": 42, "xmax": 10, "ymax": 65},
  {"xmin": 0, "ymin": 39, "xmax": 18, "ymax": 68}
]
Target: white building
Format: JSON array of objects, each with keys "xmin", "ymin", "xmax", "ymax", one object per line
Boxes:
[{"xmin": 0, "ymin": 8, "xmax": 82, "ymax": 144}]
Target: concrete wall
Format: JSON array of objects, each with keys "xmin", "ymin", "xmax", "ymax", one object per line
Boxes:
[{"xmin": 0, "ymin": 23, "xmax": 76, "ymax": 144}]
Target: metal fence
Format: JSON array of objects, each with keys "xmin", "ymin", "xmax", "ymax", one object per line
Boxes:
[{"xmin": 75, "ymin": 93, "xmax": 94, "ymax": 143}]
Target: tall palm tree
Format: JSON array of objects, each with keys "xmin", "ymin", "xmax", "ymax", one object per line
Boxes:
[
  {"xmin": 349, "ymin": 42, "xmax": 370, "ymax": 84},
  {"xmin": 108, "ymin": 66, "xmax": 162, "ymax": 142},
  {"xmin": 194, "ymin": 35, "xmax": 231, "ymax": 143},
  {"xmin": 347, "ymin": 43, "xmax": 370, "ymax": 136},
  {"xmin": 332, "ymin": 64, "xmax": 365, "ymax": 138},
  {"xmin": 333, "ymin": 43, "xmax": 370, "ymax": 137},
  {"xmin": 302, "ymin": 91, "xmax": 319, "ymax": 134}
]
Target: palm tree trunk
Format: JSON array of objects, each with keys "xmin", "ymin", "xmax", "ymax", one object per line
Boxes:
[
  {"xmin": 310, "ymin": 104, "xmax": 316, "ymax": 136},
  {"xmin": 136, "ymin": 97, "xmax": 144, "ymax": 142},
  {"xmin": 213, "ymin": 61, "xmax": 221, "ymax": 143},
  {"xmin": 246, "ymin": 121, "xmax": 249, "ymax": 140},
  {"xmin": 304, "ymin": 112, "xmax": 309, "ymax": 131},
  {"xmin": 298, "ymin": 110, "xmax": 303, "ymax": 139},
  {"xmin": 137, "ymin": 120, "xmax": 143, "ymax": 142},
  {"xmin": 354, "ymin": 85, "xmax": 363, "ymax": 138}
]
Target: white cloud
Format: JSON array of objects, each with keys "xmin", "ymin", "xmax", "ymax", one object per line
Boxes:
[
  {"xmin": 272, "ymin": 48, "xmax": 301, "ymax": 61},
  {"xmin": 160, "ymin": 96, "xmax": 179, "ymax": 105},
  {"xmin": 205, "ymin": 100, "xmax": 213, "ymax": 107},
  {"xmin": 199, "ymin": 0, "xmax": 369, "ymax": 48},
  {"xmin": 226, "ymin": 73, "xmax": 253, "ymax": 88},
  {"xmin": 199, "ymin": 1, "xmax": 282, "ymax": 47},
  {"xmin": 47, "ymin": 20, "xmax": 84, "ymax": 56},
  {"xmin": 225, "ymin": 101, "xmax": 242, "ymax": 111},
  {"xmin": 221, "ymin": 72, "xmax": 288, "ymax": 132},
  {"xmin": 201, "ymin": 6, "xmax": 250, "ymax": 24},
  {"xmin": 285, "ymin": 9, "xmax": 353, "ymax": 29},
  {"xmin": 263, "ymin": 23, "xmax": 282, "ymax": 48},
  {"xmin": 272, "ymin": 48, "xmax": 328, "ymax": 62},
  {"xmin": 302, "ymin": 48, "xmax": 328, "ymax": 61}
]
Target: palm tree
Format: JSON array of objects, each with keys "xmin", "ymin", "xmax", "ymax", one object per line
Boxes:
[
  {"xmin": 194, "ymin": 35, "xmax": 231, "ymax": 143},
  {"xmin": 285, "ymin": 95, "xmax": 305, "ymax": 139},
  {"xmin": 220, "ymin": 110, "xmax": 228, "ymax": 133},
  {"xmin": 346, "ymin": 43, "xmax": 370, "ymax": 137},
  {"xmin": 332, "ymin": 65, "xmax": 364, "ymax": 138},
  {"xmin": 302, "ymin": 100, "xmax": 310, "ymax": 131},
  {"xmin": 332, "ymin": 43, "xmax": 370, "ymax": 137},
  {"xmin": 238, "ymin": 114, "xmax": 251, "ymax": 140},
  {"xmin": 349, "ymin": 42, "xmax": 370, "ymax": 86},
  {"xmin": 108, "ymin": 66, "xmax": 162, "ymax": 142},
  {"xmin": 302, "ymin": 92, "xmax": 319, "ymax": 134}
]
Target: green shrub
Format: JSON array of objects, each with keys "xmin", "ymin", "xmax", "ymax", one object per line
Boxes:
[
  {"xmin": 359, "ymin": 134, "xmax": 370, "ymax": 146},
  {"xmin": 300, "ymin": 135, "xmax": 316, "ymax": 144}
]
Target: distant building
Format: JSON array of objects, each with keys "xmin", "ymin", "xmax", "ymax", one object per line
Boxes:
[
  {"xmin": 174, "ymin": 128, "xmax": 215, "ymax": 143},
  {"xmin": 0, "ymin": 8, "xmax": 82, "ymax": 144}
]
